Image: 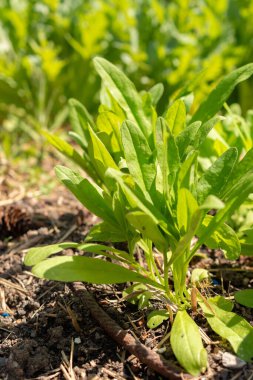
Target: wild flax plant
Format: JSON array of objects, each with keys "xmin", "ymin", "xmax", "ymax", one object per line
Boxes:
[{"xmin": 25, "ymin": 59, "xmax": 253, "ymax": 375}]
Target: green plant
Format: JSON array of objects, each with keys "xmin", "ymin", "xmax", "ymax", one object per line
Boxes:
[
  {"xmin": 25, "ymin": 59, "xmax": 253, "ymax": 376},
  {"xmin": 2, "ymin": 0, "xmax": 253, "ymax": 156}
]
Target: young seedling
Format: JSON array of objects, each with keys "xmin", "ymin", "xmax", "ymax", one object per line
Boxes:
[{"xmin": 25, "ymin": 59, "xmax": 253, "ymax": 376}]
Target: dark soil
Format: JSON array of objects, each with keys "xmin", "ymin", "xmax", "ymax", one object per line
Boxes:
[{"xmin": 1, "ymin": 164, "xmax": 253, "ymax": 380}]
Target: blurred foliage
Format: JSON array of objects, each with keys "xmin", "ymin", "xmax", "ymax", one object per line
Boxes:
[{"xmin": 1, "ymin": 0, "xmax": 253, "ymax": 160}]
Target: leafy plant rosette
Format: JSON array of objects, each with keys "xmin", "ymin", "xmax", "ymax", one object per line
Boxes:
[{"xmin": 25, "ymin": 58, "xmax": 253, "ymax": 376}]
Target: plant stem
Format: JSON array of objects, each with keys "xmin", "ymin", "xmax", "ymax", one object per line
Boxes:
[{"xmin": 163, "ymin": 250, "xmax": 170, "ymax": 297}]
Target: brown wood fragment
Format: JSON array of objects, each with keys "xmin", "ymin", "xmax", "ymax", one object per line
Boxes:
[{"xmin": 71, "ymin": 282, "xmax": 192, "ymax": 380}]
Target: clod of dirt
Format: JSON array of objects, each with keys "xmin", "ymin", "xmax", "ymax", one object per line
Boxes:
[
  {"xmin": 7, "ymin": 341, "xmax": 50, "ymax": 378},
  {"xmin": 0, "ymin": 204, "xmax": 32, "ymax": 239}
]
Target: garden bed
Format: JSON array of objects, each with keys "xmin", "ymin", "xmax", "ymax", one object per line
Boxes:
[{"xmin": 0, "ymin": 168, "xmax": 253, "ymax": 380}]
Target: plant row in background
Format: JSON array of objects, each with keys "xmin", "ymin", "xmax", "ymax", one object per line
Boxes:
[
  {"xmin": 25, "ymin": 58, "xmax": 253, "ymax": 376},
  {"xmin": 1, "ymin": 0, "xmax": 253, "ymax": 159}
]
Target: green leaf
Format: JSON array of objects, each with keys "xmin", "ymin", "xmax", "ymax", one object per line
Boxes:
[
  {"xmin": 199, "ymin": 195, "xmax": 225, "ymax": 210},
  {"xmin": 86, "ymin": 222, "xmax": 127, "ymax": 243},
  {"xmin": 176, "ymin": 121, "xmax": 201, "ymax": 159},
  {"xmin": 234, "ymin": 289, "xmax": 253, "ymax": 308},
  {"xmin": 31, "ymin": 256, "xmax": 163, "ymax": 288},
  {"xmin": 41, "ymin": 130, "xmax": 96, "ymax": 180},
  {"xmin": 147, "ymin": 310, "xmax": 169, "ymax": 329},
  {"xmin": 199, "ymin": 299, "xmax": 253, "ymax": 361},
  {"xmin": 224, "ymin": 147, "xmax": 253, "ymax": 197},
  {"xmin": 192, "ymin": 172, "xmax": 253, "ymax": 259},
  {"xmin": 148, "ymin": 83, "xmax": 164, "ymax": 106},
  {"xmin": 77, "ymin": 243, "xmax": 128, "ymax": 257},
  {"xmin": 196, "ymin": 148, "xmax": 238, "ymax": 204},
  {"xmin": 24, "ymin": 242, "xmax": 78, "ymax": 266},
  {"xmin": 165, "ymin": 99, "xmax": 186, "ymax": 137},
  {"xmin": 122, "ymin": 283, "xmax": 151, "ymax": 309},
  {"xmin": 176, "ymin": 118, "xmax": 219, "ymax": 160},
  {"xmin": 93, "ymin": 57, "xmax": 151, "ymax": 141},
  {"xmin": 55, "ymin": 165, "xmax": 116, "ymax": 224},
  {"xmin": 197, "ymin": 215, "xmax": 241, "ymax": 260},
  {"xmin": 209, "ymin": 296, "xmax": 234, "ymax": 312},
  {"xmin": 106, "ymin": 168, "xmax": 179, "ymax": 241},
  {"xmin": 68, "ymin": 98, "xmax": 95, "ymax": 147},
  {"xmin": 172, "ymin": 207, "xmax": 203, "ymax": 264},
  {"xmin": 126, "ymin": 211, "xmax": 167, "ymax": 252},
  {"xmin": 240, "ymin": 242, "xmax": 253, "ymax": 256},
  {"xmin": 192, "ymin": 63, "xmax": 253, "ymax": 123},
  {"xmin": 177, "ymin": 150, "xmax": 198, "ymax": 189},
  {"xmin": 88, "ymin": 125, "xmax": 119, "ymax": 182},
  {"xmin": 96, "ymin": 110, "xmax": 122, "ymax": 158},
  {"xmin": 191, "ymin": 268, "xmax": 209, "ymax": 285},
  {"xmin": 177, "ymin": 188, "xmax": 199, "ymax": 233},
  {"xmin": 156, "ymin": 117, "xmax": 180, "ymax": 193},
  {"xmin": 121, "ymin": 120, "xmax": 156, "ymax": 194},
  {"xmin": 170, "ymin": 310, "xmax": 207, "ymax": 376}
]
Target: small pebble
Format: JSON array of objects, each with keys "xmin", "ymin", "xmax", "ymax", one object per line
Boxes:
[
  {"xmin": 222, "ymin": 352, "xmax": 246, "ymax": 369},
  {"xmin": 74, "ymin": 337, "xmax": 81, "ymax": 344},
  {"xmin": 156, "ymin": 347, "xmax": 166, "ymax": 354}
]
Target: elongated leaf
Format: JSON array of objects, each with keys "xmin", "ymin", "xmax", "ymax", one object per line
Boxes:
[
  {"xmin": 106, "ymin": 168, "xmax": 179, "ymax": 241},
  {"xmin": 88, "ymin": 126, "xmax": 119, "ymax": 182},
  {"xmin": 197, "ymin": 215, "xmax": 241, "ymax": 260},
  {"xmin": 170, "ymin": 310, "xmax": 207, "ymax": 376},
  {"xmin": 86, "ymin": 222, "xmax": 127, "ymax": 243},
  {"xmin": 223, "ymin": 147, "xmax": 253, "ymax": 197},
  {"xmin": 156, "ymin": 117, "xmax": 180, "ymax": 193},
  {"xmin": 148, "ymin": 83, "xmax": 164, "ymax": 106},
  {"xmin": 240, "ymin": 242, "xmax": 253, "ymax": 256},
  {"xmin": 176, "ymin": 118, "xmax": 219, "ymax": 160},
  {"xmin": 68, "ymin": 98, "xmax": 95, "ymax": 147},
  {"xmin": 121, "ymin": 120, "xmax": 156, "ymax": 193},
  {"xmin": 93, "ymin": 58, "xmax": 151, "ymax": 140},
  {"xmin": 172, "ymin": 208, "xmax": 203, "ymax": 264},
  {"xmin": 192, "ymin": 172, "xmax": 253, "ymax": 258},
  {"xmin": 165, "ymin": 99, "xmax": 186, "ymax": 136},
  {"xmin": 192, "ymin": 63, "xmax": 253, "ymax": 123},
  {"xmin": 68, "ymin": 131, "xmax": 87, "ymax": 151},
  {"xmin": 77, "ymin": 243, "xmax": 130, "ymax": 262},
  {"xmin": 177, "ymin": 150, "xmax": 198, "ymax": 189},
  {"xmin": 31, "ymin": 256, "xmax": 163, "ymax": 288},
  {"xmin": 41, "ymin": 130, "xmax": 96, "ymax": 180},
  {"xmin": 96, "ymin": 110, "xmax": 122, "ymax": 158},
  {"xmin": 234, "ymin": 289, "xmax": 253, "ymax": 308},
  {"xmin": 196, "ymin": 148, "xmax": 238, "ymax": 204},
  {"xmin": 55, "ymin": 165, "xmax": 116, "ymax": 224},
  {"xmin": 126, "ymin": 211, "xmax": 167, "ymax": 251},
  {"xmin": 196, "ymin": 117, "xmax": 220, "ymax": 147},
  {"xmin": 209, "ymin": 296, "xmax": 234, "ymax": 312},
  {"xmin": 176, "ymin": 121, "xmax": 201, "ymax": 159},
  {"xmin": 24, "ymin": 242, "xmax": 78, "ymax": 266},
  {"xmin": 177, "ymin": 188, "xmax": 198, "ymax": 233},
  {"xmin": 200, "ymin": 300, "xmax": 253, "ymax": 361},
  {"xmin": 199, "ymin": 195, "xmax": 225, "ymax": 210}
]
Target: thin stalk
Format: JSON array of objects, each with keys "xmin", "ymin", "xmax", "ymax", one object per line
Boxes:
[
  {"xmin": 149, "ymin": 248, "xmax": 164, "ymax": 285},
  {"xmin": 163, "ymin": 250, "xmax": 170, "ymax": 297},
  {"xmin": 128, "ymin": 239, "xmax": 135, "ymax": 260}
]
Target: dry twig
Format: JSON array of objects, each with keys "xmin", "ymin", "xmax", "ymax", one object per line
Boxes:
[{"xmin": 71, "ymin": 282, "xmax": 192, "ymax": 380}]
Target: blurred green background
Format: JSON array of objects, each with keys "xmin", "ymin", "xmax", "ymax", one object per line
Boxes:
[{"xmin": 1, "ymin": 0, "xmax": 253, "ymax": 161}]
